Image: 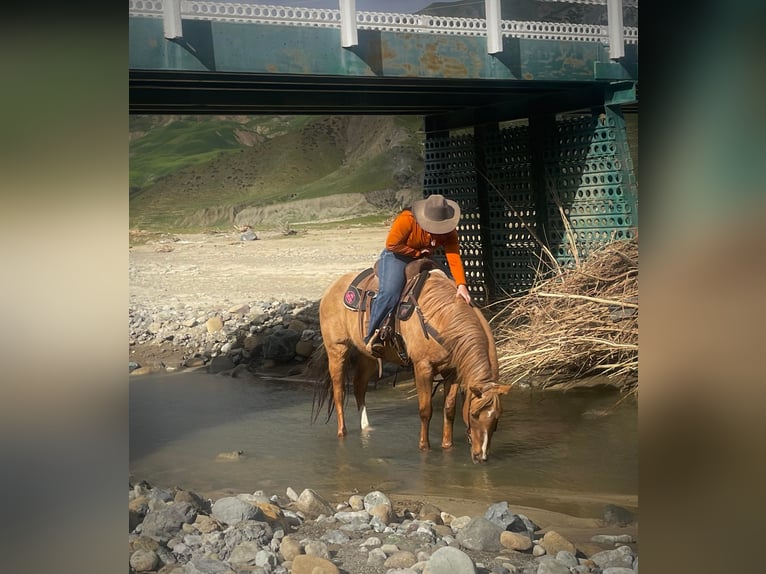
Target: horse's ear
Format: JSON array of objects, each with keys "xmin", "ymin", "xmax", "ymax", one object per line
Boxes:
[{"xmin": 482, "ymin": 382, "xmax": 511, "ymax": 395}]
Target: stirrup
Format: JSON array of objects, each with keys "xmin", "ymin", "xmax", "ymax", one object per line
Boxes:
[{"xmin": 365, "ymin": 330, "xmax": 384, "ymax": 357}]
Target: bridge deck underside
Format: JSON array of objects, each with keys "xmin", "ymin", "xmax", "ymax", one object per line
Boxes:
[{"xmin": 129, "ymin": 16, "xmax": 636, "ymax": 120}]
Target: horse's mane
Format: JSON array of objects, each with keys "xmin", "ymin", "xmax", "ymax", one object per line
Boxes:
[{"xmin": 417, "ymin": 272, "xmax": 495, "ymax": 387}]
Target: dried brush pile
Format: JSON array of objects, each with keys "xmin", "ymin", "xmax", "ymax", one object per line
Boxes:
[{"xmin": 489, "ymin": 236, "xmax": 638, "ymax": 392}]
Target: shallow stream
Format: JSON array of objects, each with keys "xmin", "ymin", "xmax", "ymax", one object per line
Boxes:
[{"xmin": 129, "ymin": 372, "xmax": 637, "ymax": 519}]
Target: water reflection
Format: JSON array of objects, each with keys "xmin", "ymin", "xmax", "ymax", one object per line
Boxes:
[{"xmin": 130, "ymin": 372, "xmax": 637, "ymax": 517}]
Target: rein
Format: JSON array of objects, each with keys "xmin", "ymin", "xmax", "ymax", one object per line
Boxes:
[{"xmin": 396, "ymin": 270, "xmax": 447, "ymax": 348}]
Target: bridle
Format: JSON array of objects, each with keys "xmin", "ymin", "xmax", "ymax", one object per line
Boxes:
[{"xmin": 465, "ymin": 388, "xmax": 501, "ymax": 445}]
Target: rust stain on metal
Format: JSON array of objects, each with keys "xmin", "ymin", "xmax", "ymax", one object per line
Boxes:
[
  {"xmin": 401, "ymin": 63, "xmax": 417, "ymax": 76},
  {"xmin": 420, "ymin": 43, "xmax": 468, "ymax": 77},
  {"xmin": 382, "ymin": 42, "xmax": 397, "ymax": 61}
]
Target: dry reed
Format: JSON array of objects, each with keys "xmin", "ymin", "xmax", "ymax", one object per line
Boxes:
[{"xmin": 488, "ymin": 235, "xmax": 638, "ymax": 392}]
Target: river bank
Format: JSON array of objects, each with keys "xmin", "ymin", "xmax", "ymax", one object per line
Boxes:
[{"xmin": 129, "ymin": 480, "xmax": 638, "ymax": 574}]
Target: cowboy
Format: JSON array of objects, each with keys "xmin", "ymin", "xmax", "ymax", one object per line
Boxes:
[{"xmin": 364, "ymin": 194, "xmax": 472, "ymax": 356}]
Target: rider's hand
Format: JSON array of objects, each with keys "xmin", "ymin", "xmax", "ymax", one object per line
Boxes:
[{"xmin": 456, "ymin": 284, "xmax": 471, "ymax": 305}]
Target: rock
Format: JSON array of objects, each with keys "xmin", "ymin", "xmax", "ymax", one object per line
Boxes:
[
  {"xmin": 243, "ymin": 334, "xmax": 264, "ymax": 353},
  {"xmin": 536, "ymin": 556, "xmax": 571, "ymax": 574},
  {"xmin": 263, "ymin": 329, "xmax": 300, "ymax": 361},
  {"xmin": 184, "ymin": 557, "xmax": 234, "ymax": 573},
  {"xmin": 210, "ymin": 497, "xmax": 263, "ymax": 525},
  {"xmin": 208, "ymin": 355, "xmax": 235, "ymax": 373},
  {"xmin": 296, "ymin": 488, "xmax": 335, "ymax": 518},
  {"xmin": 194, "ymin": 514, "xmax": 221, "ymax": 533},
  {"xmin": 367, "ymin": 547, "xmax": 388, "ymax": 565},
  {"xmin": 322, "ymin": 529, "xmax": 351, "ymax": 544},
  {"xmin": 384, "ymin": 550, "xmax": 417, "ymax": 568},
  {"xmin": 140, "ymin": 502, "xmax": 197, "ymax": 541},
  {"xmin": 126, "ymin": 480, "xmax": 638, "ymax": 574},
  {"xmin": 174, "ymin": 489, "xmax": 208, "ymax": 512},
  {"xmin": 603, "ymin": 504, "xmax": 635, "ymax": 526},
  {"xmin": 240, "ymin": 230, "xmax": 257, "ymax": 241},
  {"xmin": 455, "ymin": 517, "xmax": 503, "ymax": 552},
  {"xmin": 540, "ymin": 531, "xmax": 576, "ymax": 556},
  {"xmin": 255, "ymin": 549, "xmax": 278, "ymax": 568},
  {"xmin": 369, "ymin": 502, "xmax": 393, "ymax": 524},
  {"xmin": 555, "ymin": 550, "xmax": 578, "ymax": 566},
  {"xmin": 363, "ymin": 490, "xmax": 392, "ymax": 511},
  {"xmin": 349, "ymin": 494, "xmax": 365, "ymax": 510},
  {"xmin": 228, "ymin": 541, "xmax": 260, "ymax": 565},
  {"xmin": 227, "ymin": 303, "xmax": 250, "ymax": 315},
  {"xmin": 291, "ymin": 554, "xmax": 339, "ymax": 574},
  {"xmin": 428, "ymin": 546, "xmax": 476, "ymax": 574},
  {"xmin": 254, "ymin": 501, "xmax": 290, "ymax": 531},
  {"xmin": 279, "ymin": 535, "xmax": 303, "ymax": 561},
  {"xmin": 336, "ymin": 509, "xmax": 370, "ymax": 523},
  {"xmin": 360, "ymin": 536, "xmax": 382, "ymax": 548},
  {"xmin": 287, "ymin": 319, "xmax": 307, "ymax": 332},
  {"xmin": 129, "ymin": 549, "xmax": 159, "ymax": 572},
  {"xmin": 215, "ymin": 450, "xmax": 244, "ymax": 462},
  {"xmin": 300, "ymin": 328, "xmax": 316, "ymax": 341},
  {"xmin": 590, "ymin": 546, "xmax": 634, "ymax": 569},
  {"xmin": 130, "ymin": 508, "xmax": 144, "ymax": 532},
  {"xmin": 295, "ymin": 339, "xmax": 315, "ymax": 357},
  {"xmin": 484, "ymin": 501, "xmax": 514, "ymax": 528},
  {"xmin": 591, "ymin": 534, "xmax": 634, "ymax": 545},
  {"xmin": 506, "ymin": 514, "xmax": 539, "ymax": 539},
  {"xmin": 451, "ymin": 515, "xmax": 472, "ymax": 530},
  {"xmin": 184, "ymin": 356, "xmax": 206, "ymax": 368},
  {"xmin": 500, "ymin": 531, "xmax": 532, "ymax": 551},
  {"xmin": 304, "ymin": 540, "xmax": 330, "ymax": 559},
  {"xmin": 419, "ymin": 502, "xmax": 443, "ymax": 524},
  {"xmin": 206, "ymin": 316, "xmax": 223, "ymax": 334}
]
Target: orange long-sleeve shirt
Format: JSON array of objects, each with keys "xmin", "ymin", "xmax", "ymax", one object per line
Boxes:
[{"xmin": 385, "ymin": 209, "xmax": 467, "ymax": 286}]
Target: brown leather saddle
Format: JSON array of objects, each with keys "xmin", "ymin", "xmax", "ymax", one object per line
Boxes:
[{"xmin": 343, "ymin": 258, "xmax": 444, "ymax": 362}]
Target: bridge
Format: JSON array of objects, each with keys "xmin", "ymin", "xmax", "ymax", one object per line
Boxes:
[{"xmin": 129, "ymin": 1, "xmax": 638, "ymax": 301}]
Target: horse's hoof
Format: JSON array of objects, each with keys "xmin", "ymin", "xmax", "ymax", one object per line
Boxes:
[{"xmin": 441, "ymin": 442, "xmax": 453, "ymax": 449}]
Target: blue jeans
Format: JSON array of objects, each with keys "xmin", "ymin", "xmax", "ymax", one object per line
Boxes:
[{"xmin": 364, "ymin": 249, "xmax": 414, "ymax": 342}]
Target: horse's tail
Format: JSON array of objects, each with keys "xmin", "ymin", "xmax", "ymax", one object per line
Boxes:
[{"xmin": 305, "ymin": 345, "xmax": 334, "ymax": 424}]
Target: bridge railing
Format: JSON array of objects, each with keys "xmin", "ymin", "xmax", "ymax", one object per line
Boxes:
[{"xmin": 128, "ymin": 1, "xmax": 637, "ymax": 45}]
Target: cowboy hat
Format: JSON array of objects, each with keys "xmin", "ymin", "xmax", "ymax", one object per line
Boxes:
[{"xmin": 412, "ymin": 194, "xmax": 461, "ymax": 234}]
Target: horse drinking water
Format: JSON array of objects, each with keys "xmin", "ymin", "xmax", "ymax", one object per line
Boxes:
[{"xmin": 313, "ymin": 263, "xmax": 510, "ymax": 463}]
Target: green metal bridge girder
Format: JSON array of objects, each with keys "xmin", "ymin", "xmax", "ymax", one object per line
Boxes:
[{"xmin": 129, "ymin": 16, "xmax": 637, "ymax": 83}]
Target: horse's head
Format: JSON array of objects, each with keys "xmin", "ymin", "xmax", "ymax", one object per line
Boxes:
[{"xmin": 463, "ymin": 382, "xmax": 511, "ymax": 463}]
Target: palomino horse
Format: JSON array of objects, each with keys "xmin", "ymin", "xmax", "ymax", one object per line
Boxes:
[{"xmin": 313, "ymin": 265, "xmax": 510, "ymax": 463}]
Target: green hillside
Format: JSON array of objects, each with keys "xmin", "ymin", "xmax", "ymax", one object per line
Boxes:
[{"xmin": 129, "ymin": 115, "xmax": 425, "ymax": 231}]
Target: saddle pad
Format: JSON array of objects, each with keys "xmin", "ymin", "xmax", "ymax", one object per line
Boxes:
[{"xmin": 343, "ymin": 267, "xmax": 375, "ymax": 311}]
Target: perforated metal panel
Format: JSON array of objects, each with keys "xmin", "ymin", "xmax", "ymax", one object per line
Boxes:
[
  {"xmin": 423, "ymin": 134, "xmax": 485, "ymax": 300},
  {"xmin": 482, "ymin": 125, "xmax": 539, "ymax": 296},
  {"xmin": 423, "ymin": 109, "xmax": 637, "ymax": 301},
  {"xmin": 544, "ymin": 111, "xmax": 638, "ymax": 266}
]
